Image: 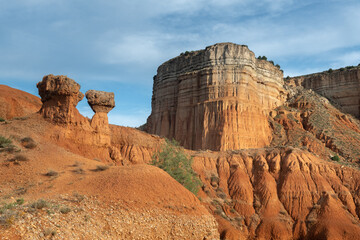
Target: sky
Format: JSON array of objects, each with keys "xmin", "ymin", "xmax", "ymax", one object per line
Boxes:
[{"xmin": 1, "ymin": 0, "xmax": 359, "ymax": 127}]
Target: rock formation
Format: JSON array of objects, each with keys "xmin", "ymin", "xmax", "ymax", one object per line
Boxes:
[
  {"xmin": 192, "ymin": 148, "xmax": 360, "ymax": 240},
  {"xmin": 289, "ymin": 67, "xmax": 360, "ymax": 118},
  {"xmin": 146, "ymin": 42, "xmax": 286, "ymax": 151},
  {"xmin": 85, "ymin": 90, "xmax": 115, "ymax": 133},
  {"xmin": 37, "ymin": 74, "xmax": 87, "ymax": 125}
]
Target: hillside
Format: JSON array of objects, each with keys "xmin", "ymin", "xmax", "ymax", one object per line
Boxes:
[{"xmin": 1, "ymin": 43, "xmax": 360, "ymax": 240}]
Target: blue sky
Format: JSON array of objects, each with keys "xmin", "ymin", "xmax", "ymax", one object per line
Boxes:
[{"xmin": 1, "ymin": 0, "xmax": 359, "ymax": 127}]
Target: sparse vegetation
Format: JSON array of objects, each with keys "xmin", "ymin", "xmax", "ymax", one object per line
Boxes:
[
  {"xmin": 151, "ymin": 139, "xmax": 202, "ymax": 195},
  {"xmin": 331, "ymin": 155, "xmax": 340, "ymax": 162},
  {"xmin": 257, "ymin": 56, "xmax": 267, "ymax": 60},
  {"xmin": 94, "ymin": 165, "xmax": 110, "ymax": 172},
  {"xmin": 0, "ymin": 117, "xmax": 5, "ymax": 122},
  {"xmin": 31, "ymin": 199, "xmax": 50, "ymax": 209},
  {"xmin": 0, "ymin": 135, "xmax": 12, "ymax": 148},
  {"xmin": 60, "ymin": 206, "xmax": 71, "ymax": 214},
  {"xmin": 72, "ymin": 167, "xmax": 85, "ymax": 174},
  {"xmin": 21, "ymin": 137, "xmax": 37, "ymax": 149},
  {"xmin": 8, "ymin": 154, "xmax": 29, "ymax": 163},
  {"xmin": 45, "ymin": 170, "xmax": 59, "ymax": 177},
  {"xmin": 327, "ymin": 68, "xmax": 333, "ymax": 73}
]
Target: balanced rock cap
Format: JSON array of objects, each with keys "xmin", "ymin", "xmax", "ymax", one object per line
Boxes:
[{"xmin": 85, "ymin": 90, "xmax": 115, "ymax": 113}]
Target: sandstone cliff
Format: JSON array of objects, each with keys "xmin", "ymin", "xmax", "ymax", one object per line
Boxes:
[
  {"xmin": 147, "ymin": 43, "xmax": 286, "ymax": 151},
  {"xmin": 289, "ymin": 67, "xmax": 360, "ymax": 118}
]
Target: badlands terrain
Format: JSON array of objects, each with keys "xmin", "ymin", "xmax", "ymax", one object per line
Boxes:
[{"xmin": 1, "ymin": 43, "xmax": 360, "ymax": 239}]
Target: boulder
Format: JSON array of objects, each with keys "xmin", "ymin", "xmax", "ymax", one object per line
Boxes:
[{"xmin": 85, "ymin": 90, "xmax": 115, "ymax": 113}]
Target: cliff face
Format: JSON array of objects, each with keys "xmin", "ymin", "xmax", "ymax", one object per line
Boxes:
[
  {"xmin": 147, "ymin": 43, "xmax": 285, "ymax": 151},
  {"xmin": 289, "ymin": 67, "xmax": 360, "ymax": 118}
]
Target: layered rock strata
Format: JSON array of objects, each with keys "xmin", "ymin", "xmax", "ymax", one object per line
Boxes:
[
  {"xmin": 147, "ymin": 42, "xmax": 285, "ymax": 151},
  {"xmin": 289, "ymin": 67, "xmax": 360, "ymax": 118}
]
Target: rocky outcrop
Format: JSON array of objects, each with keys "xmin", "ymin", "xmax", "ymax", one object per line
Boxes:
[
  {"xmin": 192, "ymin": 148, "xmax": 360, "ymax": 240},
  {"xmin": 147, "ymin": 42, "xmax": 286, "ymax": 151},
  {"xmin": 269, "ymin": 86, "xmax": 360, "ymax": 162},
  {"xmin": 289, "ymin": 67, "xmax": 360, "ymax": 118},
  {"xmin": 37, "ymin": 74, "xmax": 87, "ymax": 125},
  {"xmin": 0, "ymin": 85, "xmax": 42, "ymax": 120},
  {"xmin": 36, "ymin": 75, "xmax": 116, "ymax": 160}
]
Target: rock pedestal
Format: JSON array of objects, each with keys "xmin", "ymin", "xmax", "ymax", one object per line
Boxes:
[{"xmin": 85, "ymin": 90, "xmax": 115, "ymax": 133}]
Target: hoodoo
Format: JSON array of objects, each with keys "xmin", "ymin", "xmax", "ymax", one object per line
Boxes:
[
  {"xmin": 85, "ymin": 90, "xmax": 115, "ymax": 133},
  {"xmin": 37, "ymin": 74, "xmax": 86, "ymax": 124},
  {"xmin": 147, "ymin": 42, "xmax": 286, "ymax": 151}
]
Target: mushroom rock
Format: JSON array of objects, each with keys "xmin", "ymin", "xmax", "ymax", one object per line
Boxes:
[
  {"xmin": 37, "ymin": 74, "xmax": 87, "ymax": 125},
  {"xmin": 85, "ymin": 90, "xmax": 115, "ymax": 134}
]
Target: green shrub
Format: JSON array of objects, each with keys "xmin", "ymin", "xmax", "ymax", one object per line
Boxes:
[
  {"xmin": 331, "ymin": 155, "xmax": 340, "ymax": 162},
  {"xmin": 0, "ymin": 135, "xmax": 12, "ymax": 148},
  {"xmin": 328, "ymin": 68, "xmax": 333, "ymax": 73},
  {"xmin": 275, "ymin": 64, "xmax": 280, "ymax": 69},
  {"xmin": 151, "ymin": 139, "xmax": 202, "ymax": 195},
  {"xmin": 0, "ymin": 117, "xmax": 5, "ymax": 122}
]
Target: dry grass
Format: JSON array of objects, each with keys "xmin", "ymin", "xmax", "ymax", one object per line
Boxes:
[{"xmin": 21, "ymin": 137, "xmax": 37, "ymax": 149}]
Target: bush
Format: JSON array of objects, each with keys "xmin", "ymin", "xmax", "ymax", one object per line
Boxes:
[
  {"xmin": 275, "ymin": 64, "xmax": 280, "ymax": 69},
  {"xmin": 21, "ymin": 137, "xmax": 37, "ymax": 149},
  {"xmin": 0, "ymin": 135, "xmax": 12, "ymax": 148},
  {"xmin": 94, "ymin": 165, "xmax": 109, "ymax": 172},
  {"xmin": 331, "ymin": 155, "xmax": 340, "ymax": 162},
  {"xmin": 31, "ymin": 199, "xmax": 49, "ymax": 209},
  {"xmin": 0, "ymin": 117, "xmax": 5, "ymax": 122},
  {"xmin": 151, "ymin": 139, "xmax": 202, "ymax": 195},
  {"xmin": 328, "ymin": 68, "xmax": 333, "ymax": 73},
  {"xmin": 60, "ymin": 206, "xmax": 71, "ymax": 214},
  {"xmin": 45, "ymin": 170, "xmax": 59, "ymax": 177}
]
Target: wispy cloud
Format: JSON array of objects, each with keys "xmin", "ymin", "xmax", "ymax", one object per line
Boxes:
[{"xmin": 1, "ymin": 0, "xmax": 360, "ymax": 126}]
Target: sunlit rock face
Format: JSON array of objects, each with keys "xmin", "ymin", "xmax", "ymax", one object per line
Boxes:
[
  {"xmin": 289, "ymin": 67, "xmax": 360, "ymax": 118},
  {"xmin": 147, "ymin": 43, "xmax": 286, "ymax": 151}
]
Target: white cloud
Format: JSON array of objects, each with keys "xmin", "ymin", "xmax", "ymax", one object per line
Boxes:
[
  {"xmin": 333, "ymin": 51, "xmax": 360, "ymax": 67},
  {"xmin": 102, "ymin": 35, "xmax": 163, "ymax": 65}
]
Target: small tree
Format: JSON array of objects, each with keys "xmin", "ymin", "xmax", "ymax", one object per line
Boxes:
[{"xmin": 151, "ymin": 139, "xmax": 202, "ymax": 195}]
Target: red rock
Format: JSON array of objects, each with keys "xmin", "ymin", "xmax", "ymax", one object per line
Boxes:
[{"xmin": 147, "ymin": 43, "xmax": 286, "ymax": 151}]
